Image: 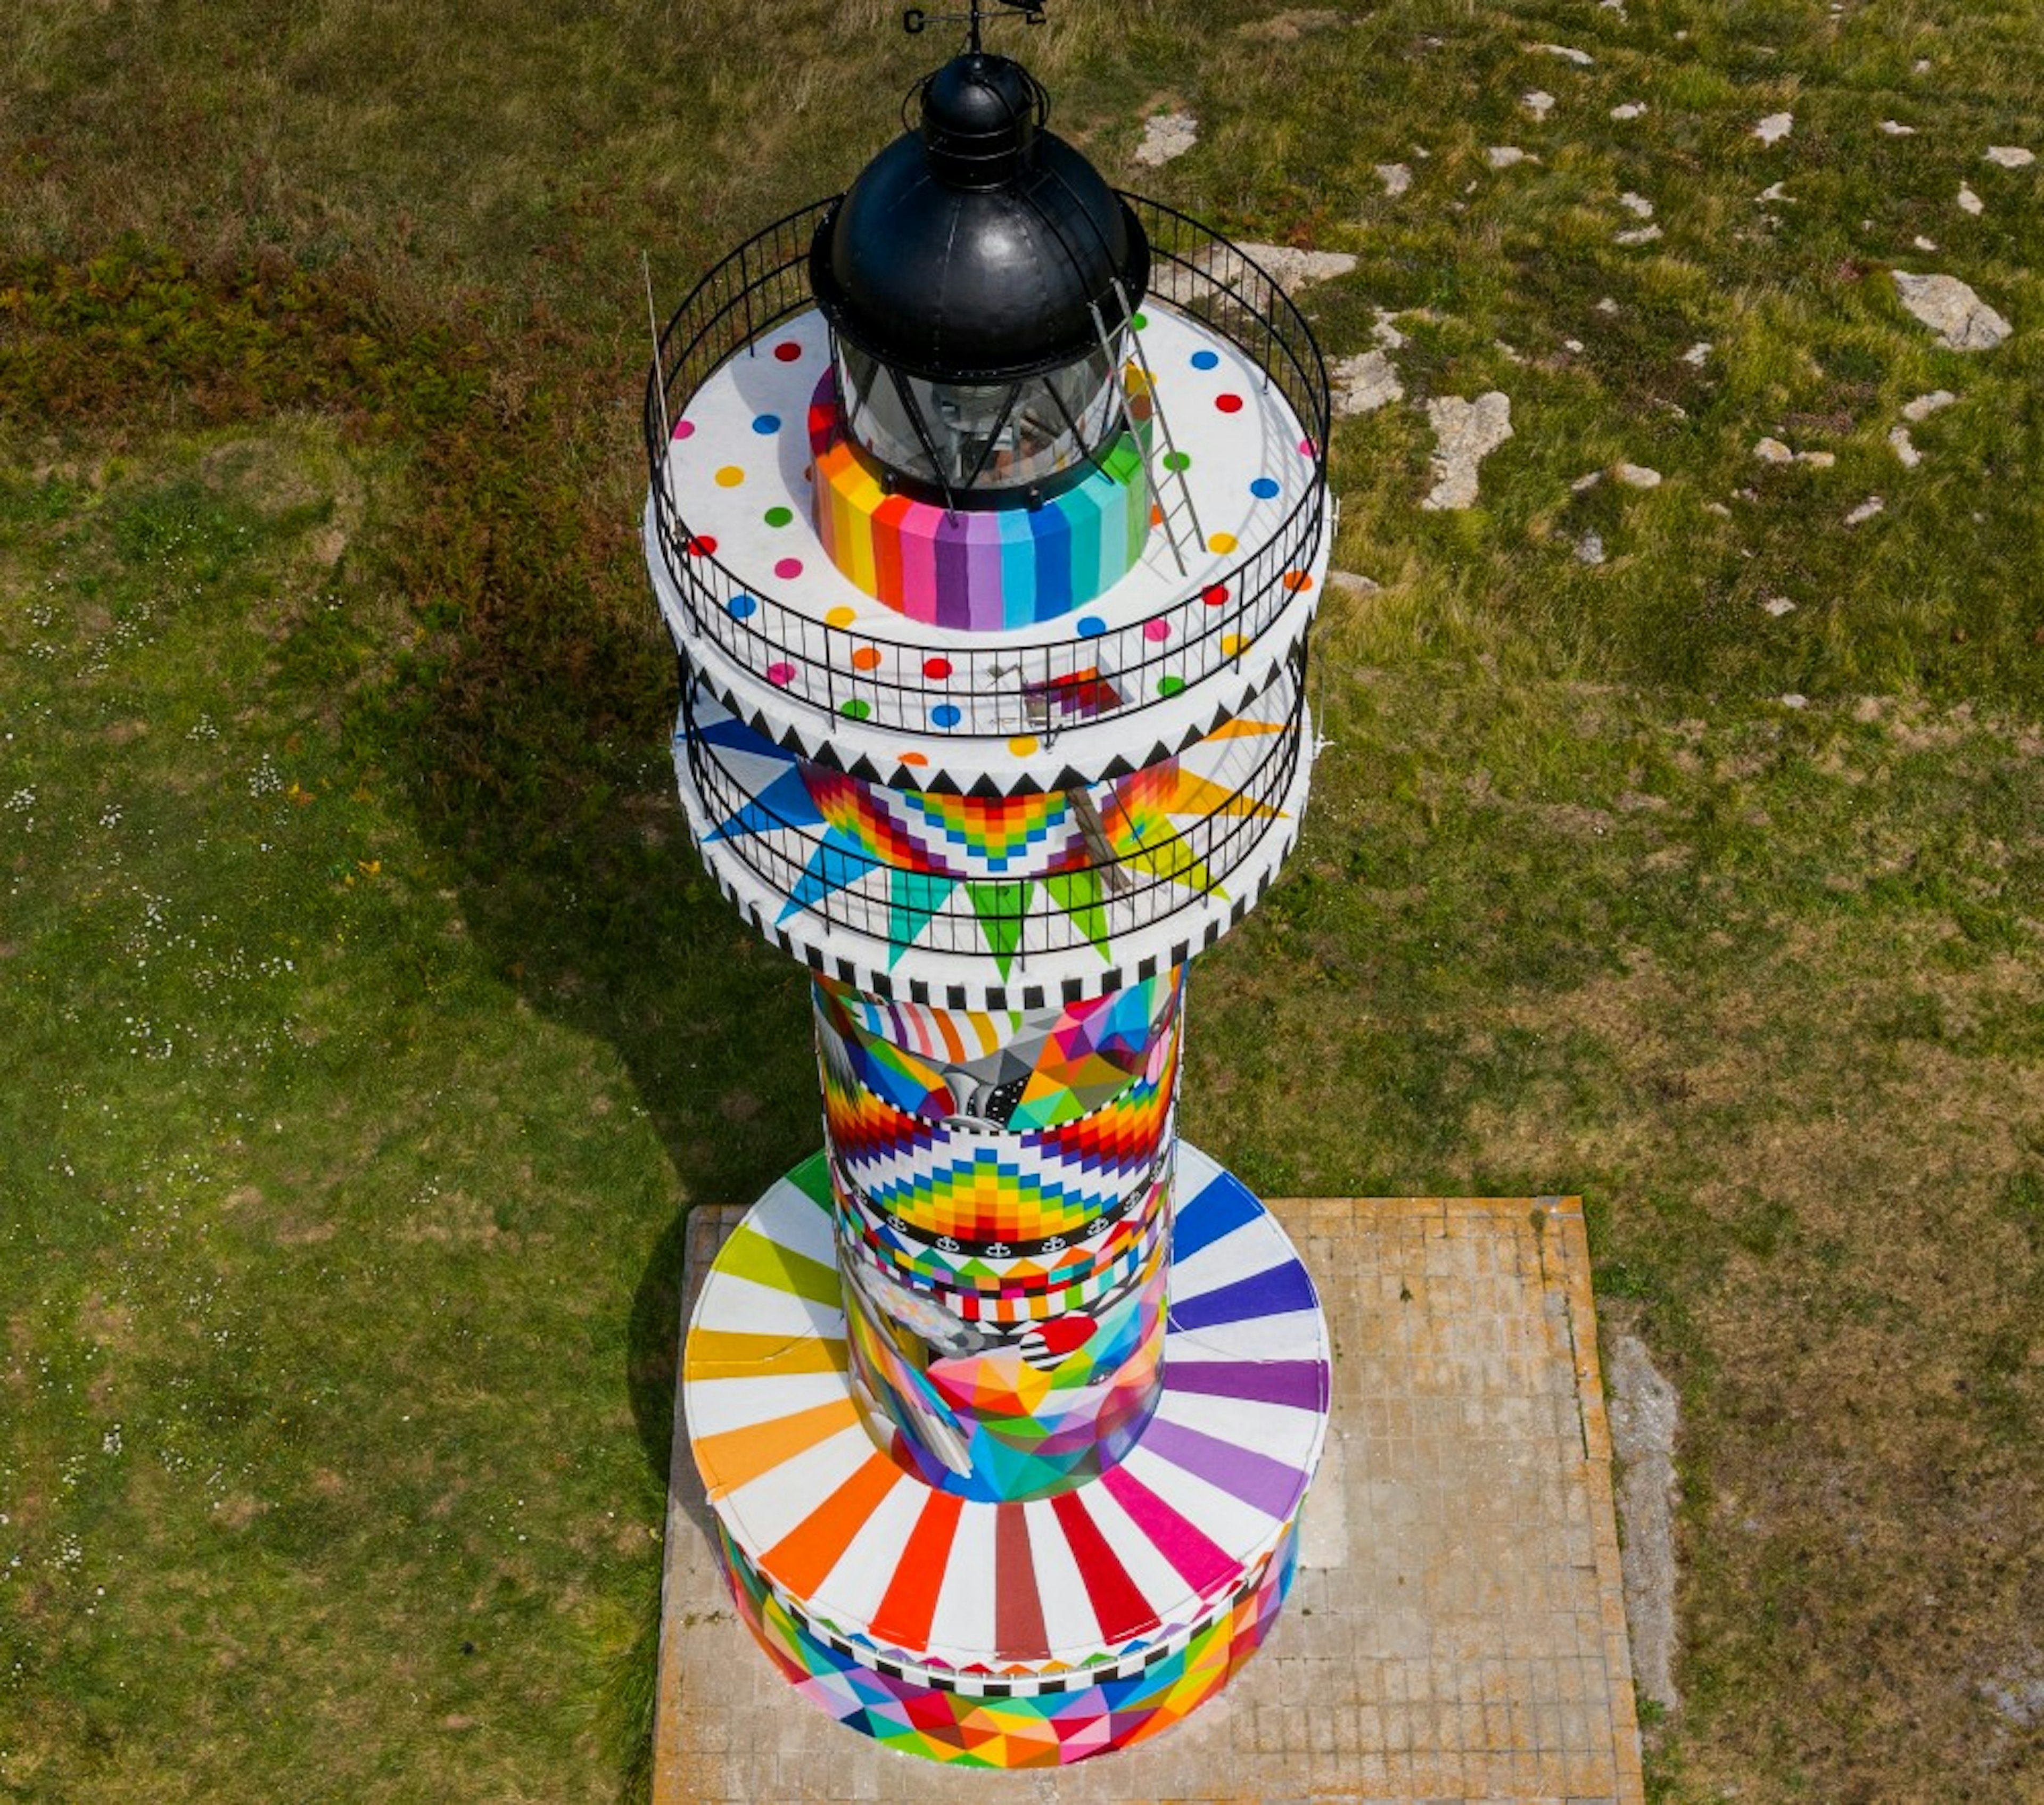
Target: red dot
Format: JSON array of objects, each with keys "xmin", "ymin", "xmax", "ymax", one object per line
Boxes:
[
  {"xmin": 685, "ymin": 534, "xmax": 718, "ymax": 557},
  {"xmin": 773, "ymin": 341, "xmax": 802, "ymax": 362},
  {"xmin": 1202, "ymin": 584, "xmax": 1230, "ymax": 606},
  {"xmin": 1216, "ymin": 393, "xmax": 1244, "ymax": 414},
  {"xmin": 923, "ymin": 657, "xmax": 953, "ymax": 680}
]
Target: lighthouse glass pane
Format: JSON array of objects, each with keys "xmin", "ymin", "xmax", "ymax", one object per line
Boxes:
[{"xmin": 836, "ymin": 342, "xmax": 1122, "ymax": 501}]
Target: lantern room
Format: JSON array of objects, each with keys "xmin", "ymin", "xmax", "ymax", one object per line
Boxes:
[{"xmin": 809, "ymin": 50, "xmax": 1150, "ymax": 512}]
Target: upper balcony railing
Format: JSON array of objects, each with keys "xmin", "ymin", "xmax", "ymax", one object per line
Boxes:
[{"xmin": 643, "ymin": 194, "xmax": 1331, "ymax": 740}]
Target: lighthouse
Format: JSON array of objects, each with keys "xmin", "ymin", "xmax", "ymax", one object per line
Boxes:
[{"xmin": 644, "ymin": 6, "xmax": 1334, "ymax": 1766}]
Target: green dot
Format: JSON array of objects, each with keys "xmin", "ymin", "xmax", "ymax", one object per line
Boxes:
[
  {"xmin": 763, "ymin": 505, "xmax": 795, "ymax": 528},
  {"xmin": 840, "ymin": 698, "xmax": 871, "ymax": 720},
  {"xmin": 1131, "ymin": 311, "xmax": 1148, "ymax": 331},
  {"xmin": 1156, "ymin": 675, "xmax": 1185, "ymax": 697},
  {"xmin": 1163, "ymin": 450, "xmax": 1191, "ymax": 473}
]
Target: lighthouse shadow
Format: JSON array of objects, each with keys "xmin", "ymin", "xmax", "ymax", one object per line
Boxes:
[{"xmin": 380, "ymin": 597, "xmax": 820, "ymax": 1502}]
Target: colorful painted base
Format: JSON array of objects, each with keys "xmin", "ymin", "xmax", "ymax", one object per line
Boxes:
[
  {"xmin": 681, "ymin": 1144, "xmax": 1329, "ymax": 1761},
  {"xmin": 718, "ymin": 1514, "xmax": 1299, "ymax": 1768}
]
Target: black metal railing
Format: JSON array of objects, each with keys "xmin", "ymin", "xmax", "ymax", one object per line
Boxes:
[
  {"xmin": 680, "ymin": 655, "xmax": 1308, "ymax": 958},
  {"xmin": 642, "ymin": 195, "xmax": 1331, "ymax": 741}
]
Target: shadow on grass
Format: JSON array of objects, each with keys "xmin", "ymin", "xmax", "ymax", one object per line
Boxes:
[
  {"xmin": 386, "ymin": 644, "xmax": 820, "ymax": 1475},
  {"xmin": 382, "ymin": 602, "xmax": 815, "ymax": 1801},
  {"xmin": 348, "ymin": 312, "xmax": 823, "ymax": 1797}
]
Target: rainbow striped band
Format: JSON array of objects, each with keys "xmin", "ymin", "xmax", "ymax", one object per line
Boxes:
[{"xmin": 807, "ymin": 372, "xmax": 1153, "ymax": 628}]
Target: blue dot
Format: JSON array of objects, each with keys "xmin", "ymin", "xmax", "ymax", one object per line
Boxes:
[
  {"xmin": 751, "ymin": 413, "xmax": 782, "ymax": 435},
  {"xmin": 726, "ymin": 594, "xmax": 757, "ymax": 620},
  {"xmin": 1190, "ymin": 349, "xmax": 1221, "ymax": 370},
  {"xmin": 930, "ymin": 704, "xmax": 962, "ymax": 729},
  {"xmin": 1250, "ymin": 476, "xmax": 1281, "ymax": 499},
  {"xmin": 1077, "ymin": 615, "xmax": 1107, "ymax": 638}
]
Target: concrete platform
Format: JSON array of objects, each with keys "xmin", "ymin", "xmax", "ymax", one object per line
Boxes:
[{"xmin": 653, "ymin": 1197, "xmax": 1644, "ymax": 1804}]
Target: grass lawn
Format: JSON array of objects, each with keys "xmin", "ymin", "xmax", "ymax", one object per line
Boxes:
[{"xmin": 3, "ymin": 1, "xmax": 2040, "ymax": 1799}]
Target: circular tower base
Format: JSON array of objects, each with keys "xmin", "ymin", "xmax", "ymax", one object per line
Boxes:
[{"xmin": 681, "ymin": 1144, "xmax": 1331, "ymax": 1767}]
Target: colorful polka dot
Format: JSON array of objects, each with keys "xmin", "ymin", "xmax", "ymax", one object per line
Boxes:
[
  {"xmin": 840, "ymin": 698, "xmax": 871, "ymax": 720},
  {"xmin": 1222, "ymin": 633, "xmax": 1248, "ymax": 656},
  {"xmin": 1156, "ymin": 675, "xmax": 1186, "ymax": 697},
  {"xmin": 1190, "ymin": 349, "xmax": 1220, "ymax": 370},
  {"xmin": 1209, "ymin": 532, "xmax": 1239, "ymax": 555},
  {"xmin": 671, "ymin": 419, "xmax": 695, "ymax": 441},
  {"xmin": 1299, "ymin": 436, "xmax": 1317, "ymax": 457},
  {"xmin": 766, "ymin": 662, "xmax": 796, "ymax": 686},
  {"xmin": 774, "ymin": 557, "xmax": 805, "ymax": 580},
  {"xmin": 726, "ymin": 594, "xmax": 757, "ymax": 620},
  {"xmin": 930, "ymin": 704, "xmax": 962, "ymax": 729},
  {"xmin": 686, "ymin": 534, "xmax": 719, "ymax": 557},
  {"xmin": 1163, "ymin": 450, "xmax": 1192, "ymax": 473},
  {"xmin": 1251, "ymin": 476, "xmax": 1281, "ymax": 499},
  {"xmin": 1283, "ymin": 570, "xmax": 1315, "ymax": 592},
  {"xmin": 763, "ymin": 505, "xmax": 794, "ymax": 528},
  {"xmin": 714, "ymin": 465, "xmax": 745, "ymax": 488},
  {"xmin": 1009, "ymin": 735, "xmax": 1039, "ymax": 756},
  {"xmin": 825, "ymin": 606, "xmax": 856, "ymax": 628},
  {"xmin": 1131, "ymin": 311, "xmax": 1148, "ymax": 331},
  {"xmin": 851, "ymin": 647, "xmax": 883, "ymax": 672},
  {"xmin": 1143, "ymin": 618, "xmax": 1172, "ymax": 642},
  {"xmin": 751, "ymin": 413, "xmax": 781, "ymax": 435},
  {"xmin": 1216, "ymin": 393, "xmax": 1244, "ymax": 414},
  {"xmin": 900, "ymin": 752, "xmax": 928, "ymax": 768},
  {"xmin": 922, "ymin": 656, "xmax": 953, "ymax": 680},
  {"xmin": 1076, "ymin": 616, "xmax": 1107, "ymax": 638},
  {"xmin": 1150, "ymin": 504, "xmax": 1165, "ymax": 527},
  {"xmin": 1202, "ymin": 584, "xmax": 1230, "ymax": 607},
  {"xmin": 773, "ymin": 341, "xmax": 803, "ymax": 362}
]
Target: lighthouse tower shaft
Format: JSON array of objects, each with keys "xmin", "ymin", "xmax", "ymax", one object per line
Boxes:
[{"xmin": 819, "ymin": 968, "xmax": 1182, "ymax": 1503}]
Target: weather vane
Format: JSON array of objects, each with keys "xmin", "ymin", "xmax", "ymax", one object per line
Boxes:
[{"xmin": 903, "ymin": 0, "xmax": 1045, "ymax": 52}]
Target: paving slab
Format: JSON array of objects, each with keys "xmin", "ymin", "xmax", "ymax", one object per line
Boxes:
[{"xmin": 654, "ymin": 1196, "xmax": 1644, "ymax": 1804}]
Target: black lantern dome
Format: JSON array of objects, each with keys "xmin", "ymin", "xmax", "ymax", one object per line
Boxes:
[{"xmin": 810, "ymin": 50, "xmax": 1151, "ymax": 507}]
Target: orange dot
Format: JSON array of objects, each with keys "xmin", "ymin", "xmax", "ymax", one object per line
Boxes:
[
  {"xmin": 852, "ymin": 647, "xmax": 883, "ymax": 671},
  {"xmin": 900, "ymin": 752, "xmax": 929, "ymax": 767},
  {"xmin": 1150, "ymin": 504, "xmax": 1164, "ymax": 526},
  {"xmin": 1283, "ymin": 570, "xmax": 1315, "ymax": 592}
]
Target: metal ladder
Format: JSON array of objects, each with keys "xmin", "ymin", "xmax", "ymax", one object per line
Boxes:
[{"xmin": 1092, "ymin": 279, "xmax": 1205, "ymax": 578}]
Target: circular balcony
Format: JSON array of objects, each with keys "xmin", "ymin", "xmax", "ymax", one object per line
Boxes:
[
  {"xmin": 643, "ymin": 195, "xmax": 1332, "ymax": 763},
  {"xmin": 671, "ymin": 652, "xmax": 1312, "ymax": 1005}
]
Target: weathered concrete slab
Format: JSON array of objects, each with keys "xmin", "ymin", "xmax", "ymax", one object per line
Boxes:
[{"xmin": 654, "ymin": 1197, "xmax": 1644, "ymax": 1803}]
